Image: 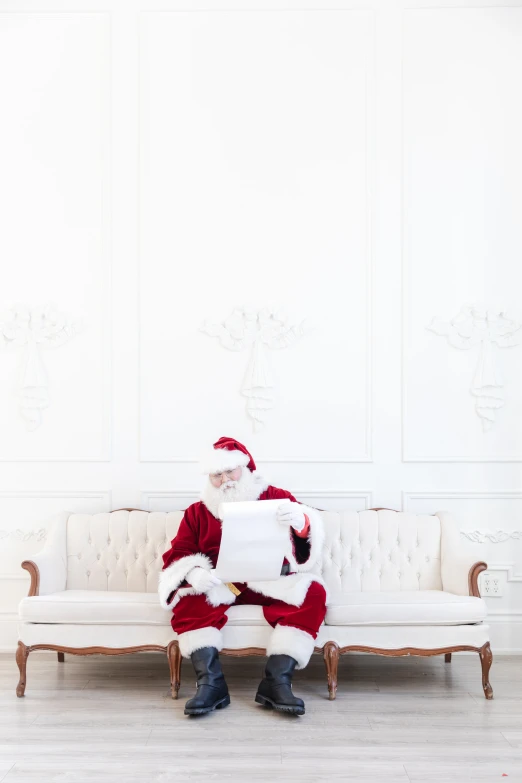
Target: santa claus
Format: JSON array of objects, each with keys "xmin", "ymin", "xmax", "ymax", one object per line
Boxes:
[{"xmin": 158, "ymin": 436, "xmax": 327, "ymax": 717}]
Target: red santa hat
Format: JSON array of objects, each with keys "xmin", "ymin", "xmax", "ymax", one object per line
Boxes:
[{"xmin": 200, "ymin": 436, "xmax": 256, "ymax": 474}]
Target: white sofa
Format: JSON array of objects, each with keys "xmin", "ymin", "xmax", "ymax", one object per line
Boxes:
[{"xmin": 16, "ymin": 507, "xmax": 493, "ymax": 700}]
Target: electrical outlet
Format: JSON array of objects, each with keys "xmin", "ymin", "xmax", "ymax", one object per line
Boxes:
[{"xmin": 480, "ymin": 571, "xmax": 504, "ymax": 597}]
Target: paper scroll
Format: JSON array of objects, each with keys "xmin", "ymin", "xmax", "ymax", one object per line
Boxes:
[{"xmin": 215, "ymin": 499, "xmax": 288, "ymax": 582}]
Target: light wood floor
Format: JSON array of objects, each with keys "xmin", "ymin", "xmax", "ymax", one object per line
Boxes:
[{"xmin": 1, "ymin": 651, "xmax": 521, "ymax": 782}]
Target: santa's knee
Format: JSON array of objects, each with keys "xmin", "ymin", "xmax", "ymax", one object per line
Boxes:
[
  {"xmin": 305, "ymin": 581, "xmax": 327, "ymax": 602},
  {"xmin": 302, "ymin": 581, "xmax": 327, "ymax": 613}
]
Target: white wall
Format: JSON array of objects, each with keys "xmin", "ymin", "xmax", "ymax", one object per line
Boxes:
[{"xmin": 1, "ymin": 0, "xmax": 521, "ymax": 652}]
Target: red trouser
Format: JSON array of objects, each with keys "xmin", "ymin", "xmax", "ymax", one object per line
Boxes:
[{"xmin": 171, "ymin": 581, "xmax": 327, "ymax": 639}]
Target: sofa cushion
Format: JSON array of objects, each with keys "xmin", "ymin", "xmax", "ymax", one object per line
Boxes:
[
  {"xmin": 19, "ymin": 589, "xmax": 486, "ymax": 628},
  {"xmin": 19, "ymin": 591, "xmax": 270, "ymax": 627},
  {"xmin": 325, "ymin": 590, "xmax": 487, "ymax": 626},
  {"xmin": 19, "ymin": 591, "xmax": 168, "ymax": 626}
]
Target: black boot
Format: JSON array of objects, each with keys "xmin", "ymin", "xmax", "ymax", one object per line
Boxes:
[
  {"xmin": 255, "ymin": 654, "xmax": 305, "ymax": 716},
  {"xmin": 184, "ymin": 646, "xmax": 230, "ymax": 716}
]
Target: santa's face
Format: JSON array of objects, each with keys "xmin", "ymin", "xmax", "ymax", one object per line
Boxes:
[
  {"xmin": 209, "ymin": 466, "xmax": 243, "ymax": 489},
  {"xmin": 201, "ymin": 465, "xmax": 265, "ymax": 518}
]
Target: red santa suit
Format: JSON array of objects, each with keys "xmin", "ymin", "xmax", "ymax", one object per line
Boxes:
[{"xmin": 159, "ymin": 446, "xmax": 328, "ymax": 670}]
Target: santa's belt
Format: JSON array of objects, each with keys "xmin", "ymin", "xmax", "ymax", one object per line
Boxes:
[{"xmin": 225, "ymin": 562, "xmax": 290, "ymax": 595}]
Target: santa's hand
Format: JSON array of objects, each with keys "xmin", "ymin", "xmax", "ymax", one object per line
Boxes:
[
  {"xmin": 276, "ymin": 501, "xmax": 306, "ymax": 533},
  {"xmin": 186, "ymin": 566, "xmax": 222, "ymax": 592}
]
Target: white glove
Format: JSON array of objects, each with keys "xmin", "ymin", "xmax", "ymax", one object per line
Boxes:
[
  {"xmin": 186, "ymin": 567, "xmax": 222, "ymax": 592},
  {"xmin": 276, "ymin": 501, "xmax": 306, "ymax": 533}
]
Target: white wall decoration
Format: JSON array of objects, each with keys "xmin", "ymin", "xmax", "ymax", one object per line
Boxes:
[
  {"xmin": 0, "ymin": 304, "xmax": 81, "ymax": 430},
  {"xmin": 461, "ymin": 530, "xmax": 522, "ymax": 544},
  {"xmin": 201, "ymin": 308, "xmax": 308, "ymax": 431},
  {"xmin": 0, "ymin": 529, "xmax": 47, "ymax": 543},
  {"xmin": 427, "ymin": 305, "xmax": 521, "ymax": 431}
]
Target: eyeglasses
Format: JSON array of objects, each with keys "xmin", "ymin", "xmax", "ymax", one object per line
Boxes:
[{"xmin": 210, "ymin": 470, "xmax": 236, "ymax": 480}]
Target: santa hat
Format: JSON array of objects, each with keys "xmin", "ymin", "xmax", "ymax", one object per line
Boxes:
[{"xmin": 200, "ymin": 436, "xmax": 256, "ymax": 474}]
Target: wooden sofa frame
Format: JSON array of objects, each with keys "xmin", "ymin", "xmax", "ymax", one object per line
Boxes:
[{"xmin": 15, "ymin": 508, "xmax": 493, "ymax": 701}]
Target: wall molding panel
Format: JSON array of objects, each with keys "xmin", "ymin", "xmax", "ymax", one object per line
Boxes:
[
  {"xmin": 0, "ymin": 490, "xmax": 112, "ymax": 502},
  {"xmin": 401, "ymin": 7, "xmax": 522, "ymax": 463},
  {"xmin": 403, "ymin": 491, "xmax": 522, "ymax": 510},
  {"xmin": 141, "ymin": 489, "xmax": 374, "ymax": 513},
  {"xmin": 0, "ymin": 10, "xmax": 112, "ymax": 463},
  {"xmin": 138, "ymin": 7, "xmax": 375, "ymax": 464}
]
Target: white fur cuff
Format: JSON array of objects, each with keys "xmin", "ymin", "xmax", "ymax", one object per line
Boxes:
[
  {"xmin": 158, "ymin": 553, "xmax": 212, "ymax": 609},
  {"xmin": 178, "ymin": 626, "xmax": 224, "ymax": 658},
  {"xmin": 267, "ymin": 624, "xmax": 316, "ymax": 670},
  {"xmin": 200, "ymin": 448, "xmax": 250, "ymax": 474},
  {"xmin": 286, "ymin": 503, "xmax": 325, "ymax": 574}
]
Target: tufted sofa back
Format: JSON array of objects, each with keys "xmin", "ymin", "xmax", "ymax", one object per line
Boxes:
[
  {"xmin": 314, "ymin": 509, "xmax": 442, "ymax": 593},
  {"xmin": 66, "ymin": 510, "xmax": 184, "ymax": 593},
  {"xmin": 65, "ymin": 508, "xmax": 443, "ymax": 594}
]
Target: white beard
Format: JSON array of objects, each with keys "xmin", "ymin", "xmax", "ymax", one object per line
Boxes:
[{"xmin": 200, "ymin": 468, "xmax": 268, "ymax": 519}]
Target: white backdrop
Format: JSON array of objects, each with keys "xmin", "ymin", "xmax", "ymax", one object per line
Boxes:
[{"xmin": 1, "ymin": 0, "xmax": 521, "ymax": 652}]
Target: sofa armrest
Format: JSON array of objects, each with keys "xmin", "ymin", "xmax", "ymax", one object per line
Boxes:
[
  {"xmin": 21, "ymin": 560, "xmax": 40, "ymax": 596},
  {"xmin": 21, "ymin": 549, "xmax": 67, "ymax": 597},
  {"xmin": 437, "ymin": 510, "xmax": 488, "ymax": 598},
  {"xmin": 442, "ymin": 553, "xmax": 487, "ymax": 597},
  {"xmin": 20, "ymin": 512, "xmax": 68, "ymax": 597},
  {"xmin": 468, "ymin": 561, "xmax": 487, "ymax": 598}
]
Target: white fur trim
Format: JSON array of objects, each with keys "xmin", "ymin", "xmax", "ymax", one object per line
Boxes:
[
  {"xmin": 247, "ymin": 573, "xmax": 328, "ymax": 607},
  {"xmin": 158, "ymin": 553, "xmax": 212, "ymax": 609},
  {"xmin": 178, "ymin": 626, "xmax": 224, "ymax": 658},
  {"xmin": 267, "ymin": 624, "xmax": 315, "ymax": 670},
  {"xmin": 168, "ymin": 584, "xmax": 237, "ymax": 610},
  {"xmin": 285, "ymin": 504, "xmax": 325, "ymax": 573},
  {"xmin": 168, "ymin": 585, "xmax": 199, "ymax": 609},
  {"xmin": 200, "ymin": 448, "xmax": 251, "ymax": 474}
]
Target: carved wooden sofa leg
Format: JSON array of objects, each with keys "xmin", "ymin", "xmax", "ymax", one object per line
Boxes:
[
  {"xmin": 323, "ymin": 641, "xmax": 339, "ymax": 700},
  {"xmin": 167, "ymin": 641, "xmax": 181, "ymax": 699},
  {"xmin": 16, "ymin": 641, "xmax": 29, "ymax": 697},
  {"xmin": 479, "ymin": 642, "xmax": 493, "ymax": 700},
  {"xmin": 445, "ymin": 653, "xmax": 452, "ymax": 663}
]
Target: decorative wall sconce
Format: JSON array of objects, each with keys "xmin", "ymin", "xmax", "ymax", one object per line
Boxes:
[
  {"xmin": 460, "ymin": 529, "xmax": 522, "ymax": 543},
  {"xmin": 201, "ymin": 307, "xmax": 308, "ymax": 431},
  {"xmin": 0, "ymin": 304, "xmax": 81, "ymax": 430},
  {"xmin": 427, "ymin": 305, "xmax": 521, "ymax": 431}
]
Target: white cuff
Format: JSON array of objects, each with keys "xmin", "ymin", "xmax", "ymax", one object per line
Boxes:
[
  {"xmin": 177, "ymin": 626, "xmax": 224, "ymax": 658},
  {"xmin": 267, "ymin": 624, "xmax": 315, "ymax": 670},
  {"xmin": 158, "ymin": 553, "xmax": 212, "ymax": 609}
]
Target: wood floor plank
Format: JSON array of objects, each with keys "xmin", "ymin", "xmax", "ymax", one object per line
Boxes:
[
  {"xmin": 404, "ymin": 761, "xmax": 522, "ymax": 782},
  {"xmin": 0, "ymin": 764, "xmax": 15, "ymax": 783},
  {"xmin": 0, "ymin": 762, "xmax": 411, "ymax": 782},
  {"xmin": 0, "ymin": 762, "xmax": 413, "ymax": 783}
]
